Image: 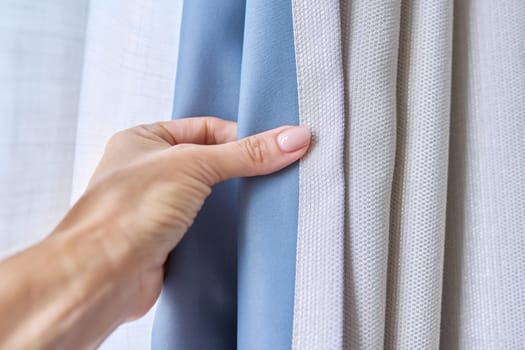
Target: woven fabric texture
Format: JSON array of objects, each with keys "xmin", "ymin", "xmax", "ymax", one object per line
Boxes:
[
  {"xmin": 441, "ymin": 1, "xmax": 525, "ymax": 348},
  {"xmin": 340, "ymin": 1, "xmax": 400, "ymax": 349},
  {"xmin": 291, "ymin": 0, "xmax": 347, "ymax": 348},
  {"xmin": 292, "ymin": 0, "xmax": 524, "ymax": 349}
]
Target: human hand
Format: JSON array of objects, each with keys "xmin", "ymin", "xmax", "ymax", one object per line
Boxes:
[{"xmin": 55, "ymin": 117, "xmax": 311, "ymax": 321}]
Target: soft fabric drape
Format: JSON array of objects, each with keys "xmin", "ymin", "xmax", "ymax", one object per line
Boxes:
[
  {"xmin": 1, "ymin": 1, "xmax": 524, "ymax": 349},
  {"xmin": 152, "ymin": 1, "xmax": 301, "ymax": 349},
  {"xmin": 155, "ymin": 0, "xmax": 525, "ymax": 348}
]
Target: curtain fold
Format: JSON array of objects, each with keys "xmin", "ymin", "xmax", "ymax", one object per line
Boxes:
[
  {"xmin": 152, "ymin": 0, "xmax": 244, "ymax": 348},
  {"xmin": 152, "ymin": 0, "xmax": 302, "ymax": 348},
  {"xmin": 340, "ymin": 1, "xmax": 400, "ymax": 348},
  {"xmin": 385, "ymin": 1, "xmax": 453, "ymax": 348},
  {"xmin": 441, "ymin": 1, "xmax": 525, "ymax": 348},
  {"xmin": 236, "ymin": 0, "xmax": 299, "ymax": 348}
]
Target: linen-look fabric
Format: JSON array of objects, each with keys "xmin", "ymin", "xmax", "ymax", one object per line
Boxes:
[
  {"xmin": 1, "ymin": 0, "xmax": 524, "ymax": 349},
  {"xmin": 292, "ymin": 1, "xmax": 524, "ymax": 349},
  {"xmin": 441, "ymin": 1, "xmax": 525, "ymax": 348},
  {"xmin": 291, "ymin": 1, "xmax": 346, "ymax": 348}
]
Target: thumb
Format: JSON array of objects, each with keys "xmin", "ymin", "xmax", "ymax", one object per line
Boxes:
[{"xmin": 199, "ymin": 125, "xmax": 311, "ymax": 184}]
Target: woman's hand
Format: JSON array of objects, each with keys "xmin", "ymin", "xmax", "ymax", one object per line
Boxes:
[
  {"xmin": 64, "ymin": 116, "xmax": 310, "ymax": 319},
  {"xmin": 0, "ymin": 117, "xmax": 310, "ymax": 349}
]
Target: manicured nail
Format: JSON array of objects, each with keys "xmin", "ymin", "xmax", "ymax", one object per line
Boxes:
[{"xmin": 277, "ymin": 126, "xmax": 311, "ymax": 153}]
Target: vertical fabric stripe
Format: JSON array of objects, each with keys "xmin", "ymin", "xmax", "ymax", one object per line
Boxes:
[
  {"xmin": 151, "ymin": 0, "xmax": 245, "ymax": 348},
  {"xmin": 441, "ymin": 1, "xmax": 525, "ymax": 348},
  {"xmin": 385, "ymin": 1, "xmax": 453, "ymax": 348},
  {"xmin": 236, "ymin": 0, "xmax": 300, "ymax": 348},
  {"xmin": 291, "ymin": 1, "xmax": 347, "ymax": 348},
  {"xmin": 340, "ymin": 1, "xmax": 401, "ymax": 348}
]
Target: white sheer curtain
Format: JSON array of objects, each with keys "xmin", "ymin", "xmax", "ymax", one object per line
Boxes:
[{"xmin": 0, "ymin": 1, "xmax": 182, "ymax": 348}]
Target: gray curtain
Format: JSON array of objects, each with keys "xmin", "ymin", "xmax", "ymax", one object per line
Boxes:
[{"xmin": 292, "ymin": 0, "xmax": 525, "ymax": 348}]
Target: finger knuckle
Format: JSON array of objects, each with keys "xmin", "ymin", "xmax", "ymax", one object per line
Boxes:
[
  {"xmin": 151, "ymin": 122, "xmax": 176, "ymax": 144},
  {"xmin": 241, "ymin": 136, "xmax": 266, "ymax": 165}
]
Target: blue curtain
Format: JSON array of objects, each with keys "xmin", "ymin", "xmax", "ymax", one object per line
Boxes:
[{"xmin": 151, "ymin": 0, "xmax": 299, "ymax": 348}]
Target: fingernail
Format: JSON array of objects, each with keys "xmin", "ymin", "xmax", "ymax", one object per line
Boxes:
[{"xmin": 277, "ymin": 126, "xmax": 311, "ymax": 153}]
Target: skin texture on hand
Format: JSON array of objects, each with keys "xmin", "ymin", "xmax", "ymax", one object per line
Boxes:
[{"xmin": 0, "ymin": 117, "xmax": 310, "ymax": 349}]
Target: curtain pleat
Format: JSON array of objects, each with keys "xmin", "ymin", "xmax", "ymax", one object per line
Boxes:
[
  {"xmin": 441, "ymin": 1, "xmax": 525, "ymax": 348},
  {"xmin": 236, "ymin": 0, "xmax": 300, "ymax": 348},
  {"xmin": 385, "ymin": 1, "xmax": 453, "ymax": 348},
  {"xmin": 291, "ymin": 0, "xmax": 347, "ymax": 348},
  {"xmin": 152, "ymin": 0, "xmax": 244, "ymax": 348},
  {"xmin": 340, "ymin": 1, "xmax": 400, "ymax": 348}
]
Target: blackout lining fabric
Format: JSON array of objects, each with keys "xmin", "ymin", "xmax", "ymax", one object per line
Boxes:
[
  {"xmin": 235, "ymin": 1, "xmax": 299, "ymax": 348},
  {"xmin": 152, "ymin": 0, "xmax": 301, "ymax": 349},
  {"xmin": 151, "ymin": 0, "xmax": 244, "ymax": 347}
]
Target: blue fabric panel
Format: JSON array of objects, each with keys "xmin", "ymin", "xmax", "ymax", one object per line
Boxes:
[
  {"xmin": 151, "ymin": 0, "xmax": 245, "ymax": 349},
  {"xmin": 236, "ymin": 0, "xmax": 299, "ymax": 349},
  {"xmin": 152, "ymin": 0, "xmax": 299, "ymax": 348}
]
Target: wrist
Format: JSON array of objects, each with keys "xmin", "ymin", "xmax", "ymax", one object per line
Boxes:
[
  {"xmin": 43, "ymin": 219, "xmax": 143, "ymax": 345},
  {"xmin": 52, "ymin": 215, "xmax": 142, "ymax": 309},
  {"xmin": 58, "ymin": 217, "xmax": 138, "ymax": 279},
  {"xmin": 0, "ymin": 220, "xmax": 140, "ymax": 349}
]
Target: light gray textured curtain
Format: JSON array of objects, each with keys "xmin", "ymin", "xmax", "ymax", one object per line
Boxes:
[{"xmin": 292, "ymin": 0, "xmax": 524, "ymax": 349}]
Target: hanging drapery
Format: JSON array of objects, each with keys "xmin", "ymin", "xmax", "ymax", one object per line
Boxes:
[
  {"xmin": 1, "ymin": 0, "xmax": 524, "ymax": 349},
  {"xmin": 153, "ymin": 0, "xmax": 525, "ymax": 349}
]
